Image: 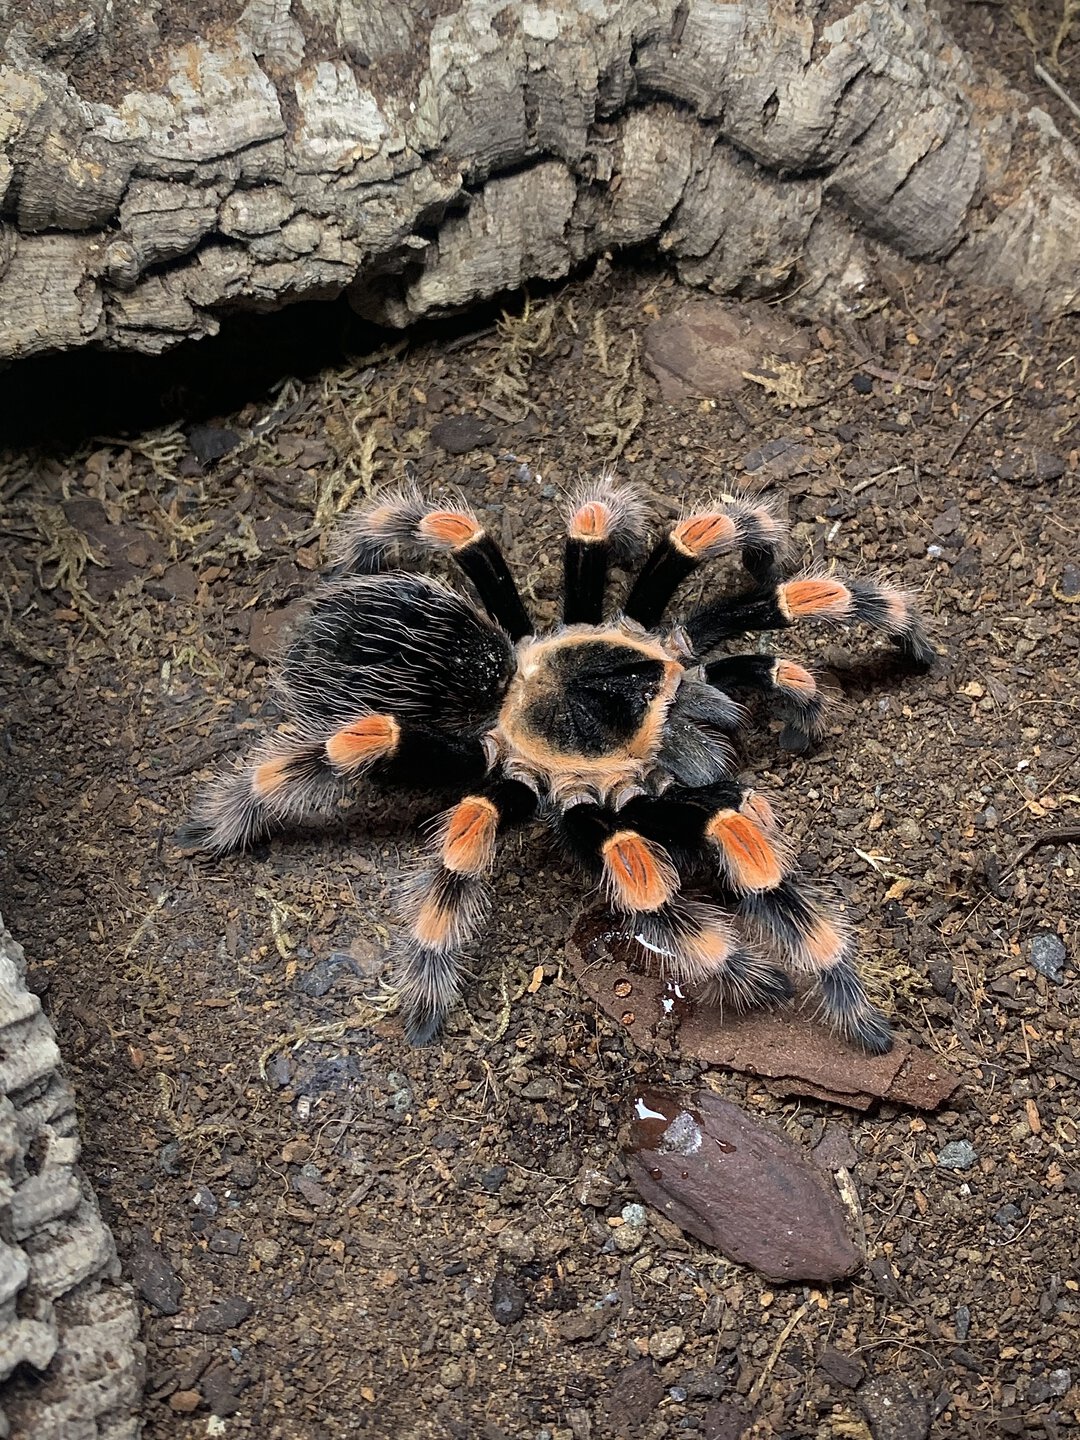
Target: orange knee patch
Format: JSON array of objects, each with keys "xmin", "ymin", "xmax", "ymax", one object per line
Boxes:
[
  {"xmin": 882, "ymin": 588, "xmax": 912, "ymax": 632},
  {"xmin": 568, "ymin": 500, "xmax": 611, "ymax": 541},
  {"xmin": 707, "ymin": 811, "xmax": 785, "ymax": 890},
  {"xmin": 774, "ymin": 659, "xmax": 816, "ymax": 697},
  {"xmin": 801, "ymin": 913, "xmax": 846, "ymax": 970},
  {"xmin": 671, "ymin": 513, "xmax": 737, "ymax": 557},
  {"xmin": 442, "ymin": 796, "xmax": 499, "ymax": 875},
  {"xmin": 602, "ymin": 831, "xmax": 678, "ymax": 911},
  {"xmin": 780, "ymin": 578, "xmax": 852, "ymax": 621},
  {"xmin": 325, "ymin": 715, "xmax": 400, "ymax": 772},
  {"xmin": 418, "ymin": 510, "xmax": 483, "ymax": 549},
  {"xmin": 252, "ymin": 755, "xmax": 291, "ymax": 799},
  {"xmin": 413, "ymin": 897, "xmax": 456, "ymax": 950},
  {"xmin": 683, "ymin": 919, "xmax": 736, "ymax": 973}
]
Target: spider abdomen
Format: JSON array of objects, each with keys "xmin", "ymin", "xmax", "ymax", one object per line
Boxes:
[{"xmin": 280, "ymin": 573, "xmax": 518, "ymax": 729}]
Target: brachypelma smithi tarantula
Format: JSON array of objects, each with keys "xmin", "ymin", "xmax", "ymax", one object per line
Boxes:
[{"xmin": 180, "ymin": 479, "xmax": 933, "ymax": 1051}]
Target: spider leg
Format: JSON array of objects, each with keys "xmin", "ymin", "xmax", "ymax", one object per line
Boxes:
[
  {"xmin": 562, "ymin": 475, "xmax": 648, "ymax": 625},
  {"xmin": 703, "ymin": 653, "xmax": 826, "ymax": 752},
  {"xmin": 686, "ymin": 574, "xmax": 935, "ymax": 669},
  {"xmin": 621, "ymin": 785, "xmax": 891, "ymax": 1053},
  {"xmin": 556, "ymin": 803, "xmax": 792, "ymax": 1007},
  {"xmin": 397, "ymin": 779, "xmax": 537, "ymax": 1045},
  {"xmin": 624, "ymin": 492, "xmax": 785, "ymax": 629},
  {"xmin": 329, "ymin": 487, "xmax": 533, "ymax": 639},
  {"xmin": 739, "ymin": 878, "xmax": 892, "ymax": 1055},
  {"xmin": 177, "ymin": 717, "xmax": 488, "ymax": 855}
]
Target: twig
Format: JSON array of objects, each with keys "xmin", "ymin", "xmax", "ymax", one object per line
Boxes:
[
  {"xmin": 747, "ymin": 1300, "xmax": 812, "ymax": 1407},
  {"xmin": 944, "ymin": 396, "xmax": 1009, "ymax": 466},
  {"xmin": 998, "ymin": 828, "xmax": 1080, "ymax": 882},
  {"xmin": 855, "ymin": 362, "xmax": 938, "ymax": 392},
  {"xmin": 1036, "ymin": 59, "xmax": 1080, "ymax": 118}
]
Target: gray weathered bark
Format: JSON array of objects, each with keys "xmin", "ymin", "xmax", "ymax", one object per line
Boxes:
[
  {"xmin": 1, "ymin": 0, "xmax": 1078, "ymax": 358},
  {"xmin": 0, "ymin": 914, "xmax": 144, "ymax": 1438}
]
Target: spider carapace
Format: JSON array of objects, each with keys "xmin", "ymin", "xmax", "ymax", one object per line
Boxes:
[{"xmin": 180, "ymin": 478, "xmax": 934, "ymax": 1052}]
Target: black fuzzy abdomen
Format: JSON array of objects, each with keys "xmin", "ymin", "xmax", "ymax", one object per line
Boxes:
[{"xmin": 280, "ymin": 574, "xmax": 517, "ymax": 730}]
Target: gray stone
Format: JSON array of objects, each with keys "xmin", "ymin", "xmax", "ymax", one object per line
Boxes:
[
  {"xmin": 936, "ymin": 1140, "xmax": 978, "ymax": 1170},
  {"xmin": 1029, "ymin": 933, "xmax": 1067, "ymax": 983},
  {"xmin": 0, "ymin": 912, "xmax": 144, "ymax": 1436},
  {"xmin": 491, "ymin": 1273, "xmax": 525, "ymax": 1326},
  {"xmin": 193, "ymin": 1296, "xmax": 253, "ymax": 1334},
  {"xmin": 857, "ymin": 1375, "xmax": 931, "ymax": 1440}
]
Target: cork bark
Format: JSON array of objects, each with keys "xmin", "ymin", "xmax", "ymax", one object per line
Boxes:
[{"xmin": 1, "ymin": 0, "xmax": 1078, "ymax": 359}]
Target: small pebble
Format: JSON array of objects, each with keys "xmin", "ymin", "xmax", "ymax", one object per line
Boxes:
[
  {"xmin": 481, "ymin": 1165, "xmax": 507, "ymax": 1194},
  {"xmin": 1029, "ymin": 933, "xmax": 1067, "ymax": 984},
  {"xmin": 955, "ymin": 1304, "xmax": 971, "ymax": 1342},
  {"xmin": 668, "ymin": 1386, "xmax": 688, "ymax": 1402},
  {"xmin": 193, "ymin": 1297, "xmax": 252, "ymax": 1335},
  {"xmin": 168, "ymin": 1390, "xmax": 201, "ymax": 1414},
  {"xmin": 491, "ymin": 1273, "xmax": 526, "ymax": 1326},
  {"xmin": 209, "ymin": 1229, "xmax": 242, "ymax": 1256},
  {"xmin": 192, "ymin": 1185, "xmax": 218, "ymax": 1215},
  {"xmin": 1047, "ymin": 1368, "xmax": 1072, "ymax": 1397},
  {"xmin": 993, "ymin": 1204, "xmax": 1021, "ymax": 1227},
  {"xmin": 621, "ymin": 1204, "xmax": 647, "ymax": 1227},
  {"xmin": 496, "ymin": 1227, "xmax": 536, "ymax": 1263},
  {"xmin": 937, "ymin": 1140, "xmax": 978, "ymax": 1171},
  {"xmin": 157, "ymin": 1141, "xmax": 182, "ymax": 1177},
  {"xmin": 649, "ymin": 1326, "xmax": 686, "ymax": 1361},
  {"xmin": 439, "ymin": 1360, "xmax": 464, "ymax": 1388},
  {"xmin": 572, "ymin": 1168, "xmax": 614, "ymax": 1208}
]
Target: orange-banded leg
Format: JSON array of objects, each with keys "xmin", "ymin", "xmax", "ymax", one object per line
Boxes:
[
  {"xmin": 619, "ymin": 782, "xmax": 788, "ymax": 890},
  {"xmin": 397, "ymin": 779, "xmax": 537, "ymax": 1045},
  {"xmin": 563, "ymin": 475, "xmax": 648, "ymax": 625},
  {"xmin": 624, "ymin": 492, "xmax": 786, "ymax": 629},
  {"xmin": 704, "ymin": 654, "xmax": 826, "ymax": 752},
  {"xmin": 328, "ymin": 486, "xmax": 533, "ymax": 639},
  {"xmin": 620, "ymin": 783, "xmax": 886, "ymax": 1047},
  {"xmin": 738, "ymin": 878, "xmax": 892, "ymax": 1053},
  {"xmin": 687, "ymin": 575, "xmax": 934, "ymax": 669},
  {"xmin": 177, "ymin": 715, "xmax": 488, "ymax": 855},
  {"xmin": 558, "ymin": 802, "xmax": 791, "ymax": 1009}
]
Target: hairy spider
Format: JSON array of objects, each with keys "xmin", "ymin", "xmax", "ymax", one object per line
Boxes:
[{"xmin": 179, "ymin": 478, "xmax": 933, "ymax": 1052}]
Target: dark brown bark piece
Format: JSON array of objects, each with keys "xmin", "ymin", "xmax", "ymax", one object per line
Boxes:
[
  {"xmin": 567, "ymin": 906, "xmax": 960, "ymax": 1112},
  {"xmin": 623, "ymin": 1086, "xmax": 862, "ymax": 1283}
]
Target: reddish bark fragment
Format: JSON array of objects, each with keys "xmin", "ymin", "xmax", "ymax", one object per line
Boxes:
[
  {"xmin": 624, "ymin": 1086, "xmax": 863, "ymax": 1283},
  {"xmin": 567, "ymin": 906, "xmax": 960, "ymax": 1111}
]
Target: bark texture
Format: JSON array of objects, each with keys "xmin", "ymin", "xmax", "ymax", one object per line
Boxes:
[
  {"xmin": 1, "ymin": 0, "xmax": 1078, "ymax": 358},
  {"xmin": 0, "ymin": 913, "xmax": 145, "ymax": 1438}
]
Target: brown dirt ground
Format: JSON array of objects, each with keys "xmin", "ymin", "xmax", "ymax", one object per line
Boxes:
[{"xmin": 1, "ymin": 255, "xmax": 1078, "ymax": 1439}]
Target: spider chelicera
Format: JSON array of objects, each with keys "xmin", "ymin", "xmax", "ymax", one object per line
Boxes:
[{"xmin": 179, "ymin": 477, "xmax": 933, "ymax": 1050}]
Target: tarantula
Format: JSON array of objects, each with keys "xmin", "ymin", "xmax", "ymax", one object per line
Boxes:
[{"xmin": 179, "ymin": 478, "xmax": 933, "ymax": 1051}]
